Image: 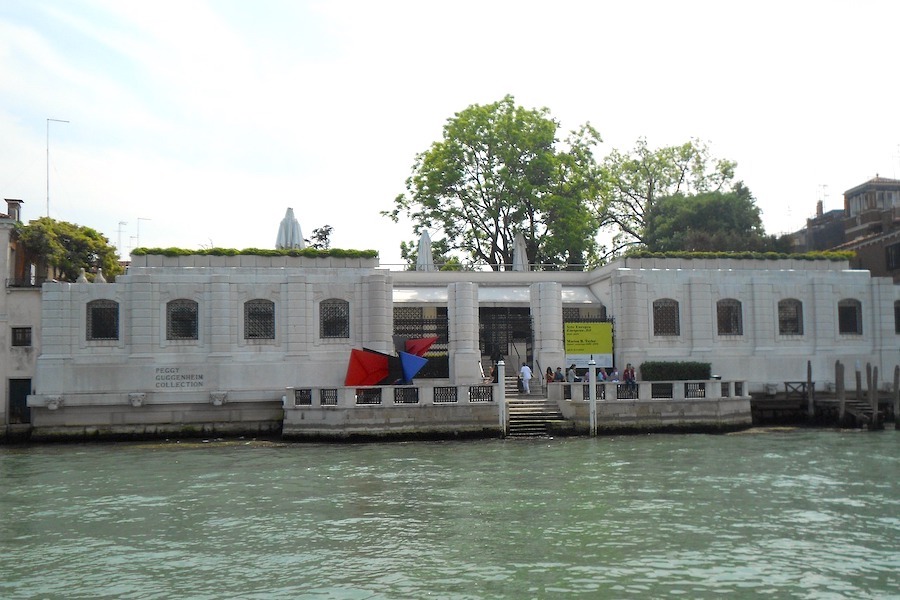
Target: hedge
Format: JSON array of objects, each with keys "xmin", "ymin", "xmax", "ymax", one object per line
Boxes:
[
  {"xmin": 639, "ymin": 361, "xmax": 711, "ymax": 381},
  {"xmin": 131, "ymin": 247, "xmax": 379, "ymax": 259}
]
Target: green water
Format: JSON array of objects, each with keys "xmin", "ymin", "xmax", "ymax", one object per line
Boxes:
[{"xmin": 1, "ymin": 430, "xmax": 898, "ymax": 599}]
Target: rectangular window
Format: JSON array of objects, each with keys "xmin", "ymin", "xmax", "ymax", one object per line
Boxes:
[
  {"xmin": 11, "ymin": 327, "xmax": 32, "ymax": 347},
  {"xmin": 838, "ymin": 300, "xmax": 862, "ymax": 335},
  {"xmin": 716, "ymin": 300, "xmax": 743, "ymax": 336},
  {"xmin": 653, "ymin": 299, "xmax": 680, "ymax": 336},
  {"xmin": 778, "ymin": 300, "xmax": 803, "ymax": 335},
  {"xmin": 167, "ymin": 300, "xmax": 199, "ymax": 340},
  {"xmin": 320, "ymin": 299, "xmax": 350, "ymax": 338},
  {"xmin": 886, "ymin": 243, "xmax": 900, "ymax": 271},
  {"xmin": 87, "ymin": 300, "xmax": 119, "ymax": 340},
  {"xmin": 244, "ymin": 300, "xmax": 275, "ymax": 339}
]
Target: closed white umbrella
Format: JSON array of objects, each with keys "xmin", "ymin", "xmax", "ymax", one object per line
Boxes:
[
  {"xmin": 416, "ymin": 231, "xmax": 435, "ymax": 271},
  {"xmin": 512, "ymin": 232, "xmax": 529, "ymax": 271},
  {"xmin": 276, "ymin": 207, "xmax": 306, "ymax": 249}
]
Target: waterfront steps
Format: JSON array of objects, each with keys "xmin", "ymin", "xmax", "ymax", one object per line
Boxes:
[{"xmin": 506, "ymin": 398, "xmax": 565, "ymax": 438}]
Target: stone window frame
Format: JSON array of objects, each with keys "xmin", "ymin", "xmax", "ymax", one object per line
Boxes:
[
  {"xmin": 716, "ymin": 298, "xmax": 743, "ymax": 336},
  {"xmin": 320, "ymin": 298, "xmax": 350, "ymax": 339},
  {"xmin": 837, "ymin": 298, "xmax": 863, "ymax": 335},
  {"xmin": 777, "ymin": 298, "xmax": 804, "ymax": 336},
  {"xmin": 166, "ymin": 298, "xmax": 199, "ymax": 341},
  {"xmin": 244, "ymin": 299, "xmax": 275, "ymax": 340},
  {"xmin": 86, "ymin": 299, "xmax": 120, "ymax": 341},
  {"xmin": 652, "ymin": 298, "xmax": 680, "ymax": 337}
]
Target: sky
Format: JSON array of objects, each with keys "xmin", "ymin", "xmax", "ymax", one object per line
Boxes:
[{"xmin": 2, "ymin": 0, "xmax": 899, "ymax": 268}]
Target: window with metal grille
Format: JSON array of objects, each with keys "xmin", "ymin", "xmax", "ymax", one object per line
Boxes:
[
  {"xmin": 652, "ymin": 299, "xmax": 680, "ymax": 336},
  {"xmin": 887, "ymin": 243, "xmax": 900, "ymax": 271},
  {"xmin": 244, "ymin": 299, "xmax": 275, "ymax": 339},
  {"xmin": 716, "ymin": 299, "xmax": 743, "ymax": 335},
  {"xmin": 167, "ymin": 299, "xmax": 198, "ymax": 340},
  {"xmin": 837, "ymin": 299, "xmax": 862, "ymax": 335},
  {"xmin": 896, "ymin": 301, "xmax": 900, "ymax": 334},
  {"xmin": 11, "ymin": 327, "xmax": 32, "ymax": 347},
  {"xmin": 87, "ymin": 300, "xmax": 119, "ymax": 340},
  {"xmin": 778, "ymin": 299, "xmax": 803, "ymax": 335},
  {"xmin": 320, "ymin": 299, "xmax": 349, "ymax": 338}
]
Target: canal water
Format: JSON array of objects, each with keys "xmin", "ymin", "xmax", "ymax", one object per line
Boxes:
[{"xmin": 1, "ymin": 430, "xmax": 898, "ymax": 599}]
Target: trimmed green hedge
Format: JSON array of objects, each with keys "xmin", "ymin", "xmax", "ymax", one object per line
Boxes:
[
  {"xmin": 625, "ymin": 250, "xmax": 854, "ymax": 261},
  {"xmin": 131, "ymin": 247, "xmax": 379, "ymax": 259},
  {"xmin": 640, "ymin": 361, "xmax": 711, "ymax": 381}
]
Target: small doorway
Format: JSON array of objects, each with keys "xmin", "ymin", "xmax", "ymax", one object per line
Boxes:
[{"xmin": 8, "ymin": 379, "xmax": 32, "ymax": 424}]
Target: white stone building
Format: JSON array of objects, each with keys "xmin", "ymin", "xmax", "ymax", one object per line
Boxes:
[
  {"xmin": 10, "ymin": 245, "xmax": 900, "ymax": 439},
  {"xmin": 1, "ymin": 200, "xmax": 42, "ymax": 440}
]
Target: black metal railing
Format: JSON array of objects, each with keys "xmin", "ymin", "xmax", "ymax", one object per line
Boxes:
[
  {"xmin": 394, "ymin": 387, "xmax": 419, "ymax": 404},
  {"xmin": 434, "ymin": 387, "xmax": 457, "ymax": 403},
  {"xmin": 294, "ymin": 389, "xmax": 312, "ymax": 406},
  {"xmin": 355, "ymin": 388, "xmax": 382, "ymax": 405}
]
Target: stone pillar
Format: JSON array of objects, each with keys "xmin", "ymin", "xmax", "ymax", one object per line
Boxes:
[
  {"xmin": 285, "ymin": 275, "xmax": 308, "ymax": 354},
  {"xmin": 209, "ymin": 276, "xmax": 231, "ymax": 355},
  {"xmin": 688, "ymin": 277, "xmax": 713, "ymax": 353},
  {"xmin": 448, "ymin": 282, "xmax": 480, "ymax": 384},
  {"xmin": 362, "ymin": 272, "xmax": 392, "ymax": 354},
  {"xmin": 531, "ymin": 282, "xmax": 563, "ymax": 380}
]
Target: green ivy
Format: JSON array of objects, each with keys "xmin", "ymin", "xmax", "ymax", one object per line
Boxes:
[{"xmin": 131, "ymin": 247, "xmax": 379, "ymax": 259}]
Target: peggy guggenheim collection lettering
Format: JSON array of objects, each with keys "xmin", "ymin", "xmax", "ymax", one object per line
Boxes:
[{"xmin": 154, "ymin": 367, "xmax": 205, "ymax": 389}]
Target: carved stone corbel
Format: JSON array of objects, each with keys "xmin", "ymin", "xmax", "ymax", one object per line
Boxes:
[
  {"xmin": 129, "ymin": 393, "xmax": 146, "ymax": 408},
  {"xmin": 210, "ymin": 391, "xmax": 228, "ymax": 406},
  {"xmin": 45, "ymin": 395, "xmax": 64, "ymax": 410}
]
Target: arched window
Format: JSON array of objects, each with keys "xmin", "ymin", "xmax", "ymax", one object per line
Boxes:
[
  {"xmin": 717, "ymin": 299, "xmax": 743, "ymax": 336},
  {"xmin": 244, "ymin": 299, "xmax": 275, "ymax": 339},
  {"xmin": 167, "ymin": 299, "xmax": 198, "ymax": 340},
  {"xmin": 837, "ymin": 299, "xmax": 862, "ymax": 335},
  {"xmin": 778, "ymin": 299, "xmax": 803, "ymax": 335},
  {"xmin": 652, "ymin": 299, "xmax": 680, "ymax": 336},
  {"xmin": 320, "ymin": 298, "xmax": 350, "ymax": 338},
  {"xmin": 87, "ymin": 299, "xmax": 119, "ymax": 340}
]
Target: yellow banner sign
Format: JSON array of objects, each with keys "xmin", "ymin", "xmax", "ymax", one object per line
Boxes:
[{"xmin": 564, "ymin": 322, "xmax": 612, "ymax": 354}]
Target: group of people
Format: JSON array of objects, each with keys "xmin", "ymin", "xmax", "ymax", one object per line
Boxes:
[
  {"xmin": 502, "ymin": 361, "xmax": 638, "ymax": 395},
  {"xmin": 540, "ymin": 363, "xmax": 636, "ymax": 388}
]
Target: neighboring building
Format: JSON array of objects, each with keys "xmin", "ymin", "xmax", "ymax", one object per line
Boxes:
[
  {"xmin": 23, "ymin": 250, "xmax": 900, "ymax": 439},
  {"xmin": 790, "ymin": 200, "xmax": 845, "ymax": 252},
  {"xmin": 1, "ymin": 199, "xmax": 41, "ymax": 440},
  {"xmin": 838, "ymin": 176, "xmax": 900, "ymax": 282}
]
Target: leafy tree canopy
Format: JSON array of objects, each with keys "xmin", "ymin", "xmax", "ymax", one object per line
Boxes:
[
  {"xmin": 384, "ymin": 95, "xmax": 603, "ymax": 270},
  {"xmin": 307, "ymin": 224, "xmax": 333, "ymax": 250},
  {"xmin": 15, "ymin": 217, "xmax": 123, "ymax": 282},
  {"xmin": 643, "ymin": 183, "xmax": 784, "ymax": 252},
  {"xmin": 599, "ymin": 138, "xmax": 737, "ymax": 256}
]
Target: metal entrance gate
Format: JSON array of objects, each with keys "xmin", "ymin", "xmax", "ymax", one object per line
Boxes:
[{"xmin": 479, "ymin": 307, "xmax": 533, "ymax": 367}]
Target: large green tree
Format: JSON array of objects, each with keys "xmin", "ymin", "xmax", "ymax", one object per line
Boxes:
[
  {"xmin": 599, "ymin": 138, "xmax": 737, "ymax": 256},
  {"xmin": 15, "ymin": 217, "xmax": 123, "ymax": 282},
  {"xmin": 384, "ymin": 95, "xmax": 602, "ymax": 270},
  {"xmin": 643, "ymin": 183, "xmax": 781, "ymax": 252}
]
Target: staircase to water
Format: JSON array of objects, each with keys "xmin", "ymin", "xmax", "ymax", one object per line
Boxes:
[{"xmin": 506, "ymin": 397, "xmax": 566, "ymax": 438}]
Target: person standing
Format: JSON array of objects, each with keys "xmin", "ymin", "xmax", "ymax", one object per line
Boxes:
[
  {"xmin": 519, "ymin": 362, "xmax": 533, "ymax": 394},
  {"xmin": 623, "ymin": 363, "xmax": 637, "ymax": 392}
]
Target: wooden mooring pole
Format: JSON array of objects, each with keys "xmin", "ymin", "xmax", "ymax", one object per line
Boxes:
[
  {"xmin": 871, "ymin": 365, "xmax": 879, "ymax": 430},
  {"xmin": 894, "ymin": 365, "xmax": 899, "ymax": 431},
  {"xmin": 836, "ymin": 360, "xmax": 845, "ymax": 423},
  {"xmin": 806, "ymin": 360, "xmax": 814, "ymax": 419}
]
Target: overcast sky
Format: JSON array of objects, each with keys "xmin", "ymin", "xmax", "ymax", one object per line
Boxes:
[{"xmin": 2, "ymin": 0, "xmax": 899, "ymax": 268}]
